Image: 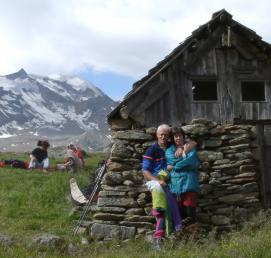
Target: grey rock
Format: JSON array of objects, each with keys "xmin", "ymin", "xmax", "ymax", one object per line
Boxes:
[
  {"xmin": 199, "ymin": 172, "xmax": 209, "ymax": 183},
  {"xmin": 93, "ymin": 213, "xmax": 125, "ymax": 221},
  {"xmin": 122, "ymin": 170, "xmax": 144, "ymax": 184},
  {"xmin": 228, "ymin": 129, "xmax": 248, "ymax": 134},
  {"xmin": 91, "ymin": 223, "xmax": 120, "ymax": 240},
  {"xmin": 214, "ymin": 206, "xmax": 234, "ymax": 215},
  {"xmin": 81, "ymin": 237, "xmax": 89, "ymax": 245},
  {"xmin": 229, "ymin": 144, "xmax": 250, "ymax": 150},
  {"xmin": 145, "ymin": 127, "xmax": 157, "ymax": 136},
  {"xmin": 226, "ymin": 176, "xmax": 256, "ymax": 184},
  {"xmin": 120, "ymin": 226, "xmax": 136, "ymax": 240},
  {"xmin": 197, "ymin": 213, "xmax": 211, "ymax": 224},
  {"xmin": 225, "ymin": 151, "xmax": 252, "ymax": 160},
  {"xmin": 73, "ymin": 227, "xmax": 87, "ymax": 235},
  {"xmin": 219, "ymin": 194, "xmax": 245, "ymax": 203},
  {"xmin": 200, "ymin": 184, "xmax": 213, "ymax": 195},
  {"xmin": 97, "ymin": 207, "xmax": 126, "ymax": 213},
  {"xmin": 209, "ymin": 178, "xmax": 221, "ymax": 185},
  {"xmin": 241, "ymin": 182, "xmax": 259, "ymax": 193},
  {"xmin": 0, "ymin": 235, "xmax": 14, "ymax": 246},
  {"xmin": 137, "ymin": 198, "xmax": 146, "ymax": 206},
  {"xmin": 138, "ymin": 193, "xmax": 147, "ymax": 199},
  {"xmin": 228, "ymin": 134, "xmax": 250, "ymax": 145},
  {"xmin": 240, "ymin": 165, "xmax": 257, "ymax": 173},
  {"xmin": 32, "ymin": 233, "xmax": 65, "ymax": 249},
  {"xmin": 210, "ymin": 171, "xmax": 222, "ymax": 178},
  {"xmin": 111, "ymin": 143, "xmax": 132, "ymax": 158},
  {"xmin": 125, "ymin": 208, "xmax": 145, "ymax": 215},
  {"xmin": 127, "ymin": 191, "xmax": 138, "ymax": 198},
  {"xmin": 200, "ymin": 161, "xmax": 210, "ymax": 171},
  {"xmin": 102, "ymin": 172, "xmax": 123, "ymax": 186},
  {"xmin": 123, "ymin": 180, "xmax": 135, "ymax": 186},
  {"xmin": 210, "ymin": 126, "xmax": 226, "ymax": 135},
  {"xmin": 90, "ymin": 223, "xmax": 135, "ymax": 240},
  {"xmin": 221, "ymin": 135, "xmax": 234, "ymax": 140},
  {"xmin": 108, "ymin": 162, "xmax": 132, "ymax": 171},
  {"xmin": 98, "ymin": 190, "xmax": 126, "ymax": 197},
  {"xmin": 124, "ymin": 215, "xmax": 154, "ymax": 223},
  {"xmin": 134, "ymin": 144, "xmax": 145, "ymax": 154},
  {"xmin": 191, "ymin": 118, "xmax": 217, "ymax": 129},
  {"xmin": 227, "ymin": 185, "xmax": 242, "ymax": 191},
  {"xmin": 197, "ymin": 151, "xmax": 223, "ymax": 162},
  {"xmin": 211, "ymin": 215, "xmax": 230, "ymax": 225},
  {"xmin": 142, "ymin": 141, "xmax": 156, "ymax": 148},
  {"xmin": 234, "ymin": 172, "xmax": 256, "ymax": 178},
  {"xmin": 101, "ymin": 185, "xmax": 148, "ymax": 193},
  {"xmin": 113, "ymin": 130, "xmax": 153, "ymax": 141},
  {"xmin": 98, "ymin": 197, "xmax": 138, "ymax": 208},
  {"xmin": 224, "ymin": 125, "xmax": 251, "ymax": 131},
  {"xmin": 212, "ymin": 159, "xmax": 254, "ymax": 171},
  {"xmin": 203, "ymin": 139, "xmax": 223, "ymax": 148},
  {"xmin": 119, "ymin": 221, "xmax": 154, "ymax": 228},
  {"xmin": 67, "ymin": 243, "xmax": 78, "ymax": 256},
  {"xmin": 213, "ymin": 159, "xmax": 231, "ymax": 165},
  {"xmin": 221, "ymin": 168, "xmax": 239, "ymax": 175},
  {"xmin": 182, "ymin": 124, "xmax": 209, "ymax": 135}
]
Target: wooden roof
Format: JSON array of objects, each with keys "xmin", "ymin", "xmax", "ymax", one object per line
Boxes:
[{"xmin": 108, "ymin": 9, "xmax": 271, "ymax": 122}]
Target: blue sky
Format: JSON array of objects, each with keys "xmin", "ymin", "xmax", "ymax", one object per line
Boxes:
[
  {"xmin": 1, "ymin": 0, "xmax": 271, "ymax": 101},
  {"xmin": 77, "ymin": 69, "xmax": 135, "ymax": 101}
]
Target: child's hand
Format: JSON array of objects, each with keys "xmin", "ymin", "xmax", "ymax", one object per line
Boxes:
[
  {"xmin": 159, "ymin": 180, "xmax": 166, "ymax": 186},
  {"xmin": 167, "ymin": 165, "xmax": 173, "ymax": 171}
]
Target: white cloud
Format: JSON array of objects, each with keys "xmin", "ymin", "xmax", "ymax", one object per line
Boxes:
[{"xmin": 0, "ymin": 0, "xmax": 271, "ymax": 79}]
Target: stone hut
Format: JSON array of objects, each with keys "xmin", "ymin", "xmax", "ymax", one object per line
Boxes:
[
  {"xmin": 83, "ymin": 120, "xmax": 262, "ymax": 241},
  {"xmin": 79, "ymin": 10, "xmax": 271, "ymax": 240}
]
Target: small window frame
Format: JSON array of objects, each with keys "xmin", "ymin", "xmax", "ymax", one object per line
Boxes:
[
  {"xmin": 191, "ymin": 79, "xmax": 219, "ymax": 103},
  {"xmin": 240, "ymin": 80, "xmax": 266, "ymax": 102}
]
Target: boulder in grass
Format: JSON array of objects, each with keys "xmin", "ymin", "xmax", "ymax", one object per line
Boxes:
[
  {"xmin": 90, "ymin": 223, "xmax": 135, "ymax": 241},
  {"xmin": 0, "ymin": 235, "xmax": 14, "ymax": 246},
  {"xmin": 32, "ymin": 233, "xmax": 65, "ymax": 249}
]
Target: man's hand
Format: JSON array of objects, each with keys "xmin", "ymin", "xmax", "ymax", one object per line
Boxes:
[{"xmin": 175, "ymin": 147, "xmax": 184, "ymax": 157}]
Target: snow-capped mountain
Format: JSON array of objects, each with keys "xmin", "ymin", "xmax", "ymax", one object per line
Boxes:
[{"xmin": 0, "ymin": 69, "xmax": 117, "ymax": 151}]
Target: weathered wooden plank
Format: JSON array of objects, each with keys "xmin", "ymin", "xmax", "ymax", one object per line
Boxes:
[{"xmin": 256, "ymin": 124, "xmax": 268, "ymax": 208}]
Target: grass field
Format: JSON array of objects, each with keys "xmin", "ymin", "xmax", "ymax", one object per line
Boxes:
[{"xmin": 1, "ymin": 152, "xmax": 271, "ymax": 258}]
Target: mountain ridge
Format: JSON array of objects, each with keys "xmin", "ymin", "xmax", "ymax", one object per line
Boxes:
[{"xmin": 0, "ymin": 69, "xmax": 117, "ymax": 151}]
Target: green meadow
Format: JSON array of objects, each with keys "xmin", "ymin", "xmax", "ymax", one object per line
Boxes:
[{"xmin": 0, "ymin": 152, "xmax": 271, "ymax": 258}]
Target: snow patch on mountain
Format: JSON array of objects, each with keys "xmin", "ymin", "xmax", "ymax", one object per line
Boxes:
[{"xmin": 0, "ymin": 69, "xmax": 117, "ymax": 151}]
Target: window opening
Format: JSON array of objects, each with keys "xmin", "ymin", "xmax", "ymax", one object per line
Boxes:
[
  {"xmin": 241, "ymin": 81, "xmax": 265, "ymax": 101},
  {"xmin": 192, "ymin": 81, "xmax": 218, "ymax": 101}
]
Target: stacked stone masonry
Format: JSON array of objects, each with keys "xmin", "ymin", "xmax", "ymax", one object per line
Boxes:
[{"xmin": 83, "ymin": 119, "xmax": 262, "ymax": 240}]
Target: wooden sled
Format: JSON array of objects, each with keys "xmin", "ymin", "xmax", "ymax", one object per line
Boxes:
[{"xmin": 70, "ymin": 178, "xmax": 88, "ymax": 205}]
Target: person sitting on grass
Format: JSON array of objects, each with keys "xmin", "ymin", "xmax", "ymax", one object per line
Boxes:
[
  {"xmin": 75, "ymin": 146, "xmax": 86, "ymax": 167},
  {"xmin": 56, "ymin": 144, "xmax": 82, "ymax": 172},
  {"xmin": 29, "ymin": 140, "xmax": 50, "ymax": 172},
  {"xmin": 0, "ymin": 160, "xmax": 29, "ymax": 169}
]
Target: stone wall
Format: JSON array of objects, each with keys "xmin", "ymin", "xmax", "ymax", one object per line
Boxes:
[{"xmin": 79, "ymin": 119, "xmax": 262, "ymax": 240}]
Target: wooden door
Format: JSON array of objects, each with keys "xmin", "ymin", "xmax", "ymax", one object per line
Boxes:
[{"xmin": 257, "ymin": 124, "xmax": 271, "ymax": 208}]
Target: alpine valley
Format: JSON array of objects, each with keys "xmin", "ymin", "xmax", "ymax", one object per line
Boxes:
[{"xmin": 0, "ymin": 69, "xmax": 118, "ymax": 152}]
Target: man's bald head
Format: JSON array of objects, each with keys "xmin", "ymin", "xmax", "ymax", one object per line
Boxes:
[
  {"xmin": 157, "ymin": 124, "xmax": 171, "ymax": 134},
  {"xmin": 156, "ymin": 124, "xmax": 171, "ymax": 148}
]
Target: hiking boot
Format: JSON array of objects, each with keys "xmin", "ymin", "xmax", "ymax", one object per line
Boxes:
[{"xmin": 152, "ymin": 238, "xmax": 163, "ymax": 251}]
